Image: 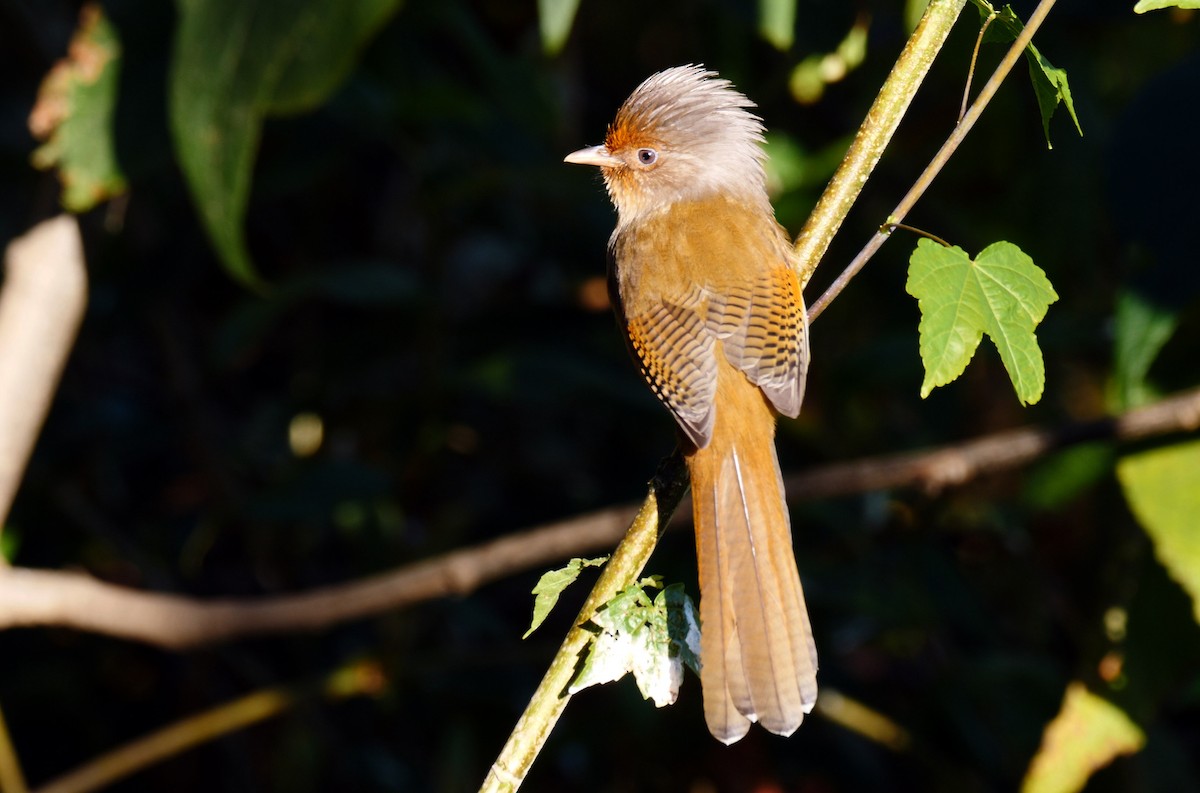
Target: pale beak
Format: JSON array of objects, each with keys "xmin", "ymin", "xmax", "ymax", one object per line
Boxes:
[{"xmin": 564, "ymin": 145, "xmax": 622, "ymax": 168}]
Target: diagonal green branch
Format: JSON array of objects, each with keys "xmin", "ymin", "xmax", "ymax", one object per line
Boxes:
[{"xmin": 480, "ymin": 454, "xmax": 688, "ymax": 793}]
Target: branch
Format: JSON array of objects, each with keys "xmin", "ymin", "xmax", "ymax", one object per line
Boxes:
[
  {"xmin": 785, "ymin": 386, "xmax": 1200, "ymax": 498},
  {"xmin": 0, "ymin": 502, "xmax": 642, "ymax": 647},
  {"xmin": 4, "ymin": 388, "xmax": 1198, "ymax": 649},
  {"xmin": 31, "ymin": 660, "xmax": 383, "ymax": 793},
  {"xmin": 0, "ymin": 217, "xmax": 88, "ymax": 542},
  {"xmin": 481, "ymin": 454, "xmax": 688, "ymax": 793}
]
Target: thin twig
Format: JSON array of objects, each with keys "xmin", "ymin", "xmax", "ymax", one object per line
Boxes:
[
  {"xmin": 961, "ymin": 11, "xmax": 999, "ymax": 122},
  {"xmin": 809, "ymin": 0, "xmax": 1058, "ymax": 322},
  {"xmin": 30, "ymin": 660, "xmax": 384, "ymax": 793},
  {"xmin": 0, "ymin": 700, "xmax": 28, "ymax": 793}
]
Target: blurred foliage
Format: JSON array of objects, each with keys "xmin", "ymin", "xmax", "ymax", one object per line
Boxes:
[{"xmin": 0, "ymin": 0, "xmax": 1199, "ymax": 791}]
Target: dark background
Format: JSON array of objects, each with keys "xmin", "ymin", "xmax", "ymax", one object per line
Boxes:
[{"xmin": 1, "ymin": 0, "xmax": 1199, "ymax": 790}]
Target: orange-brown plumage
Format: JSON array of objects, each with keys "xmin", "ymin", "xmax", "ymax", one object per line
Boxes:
[{"xmin": 566, "ymin": 65, "xmax": 817, "ymax": 744}]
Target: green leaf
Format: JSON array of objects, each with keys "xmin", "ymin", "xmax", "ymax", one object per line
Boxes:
[
  {"xmin": 537, "ymin": 0, "xmax": 581, "ymax": 56},
  {"xmin": 971, "ymin": 2, "xmax": 1082, "ymax": 147},
  {"xmin": 759, "ymin": 0, "xmax": 796, "ymax": 50},
  {"xmin": 569, "ymin": 579, "xmax": 700, "ymax": 707},
  {"xmin": 29, "ymin": 6, "xmax": 128, "ymax": 212},
  {"xmin": 168, "ymin": 0, "xmax": 403, "ymax": 288},
  {"xmin": 1134, "ymin": 0, "xmax": 1200, "ymax": 12},
  {"xmin": 1111, "ymin": 289, "xmax": 1179, "ymax": 411},
  {"xmin": 523, "ymin": 556, "xmax": 608, "ymax": 639},
  {"xmin": 906, "ymin": 239, "xmax": 1058, "ymax": 405},
  {"xmin": 1118, "ymin": 439, "xmax": 1200, "ymax": 624},
  {"xmin": 1021, "ymin": 682, "xmax": 1145, "ymax": 793}
]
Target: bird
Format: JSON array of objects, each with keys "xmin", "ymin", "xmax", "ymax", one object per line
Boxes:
[{"xmin": 564, "ymin": 65, "xmax": 818, "ymax": 744}]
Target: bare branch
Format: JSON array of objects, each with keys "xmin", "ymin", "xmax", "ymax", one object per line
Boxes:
[
  {"xmin": 786, "ymin": 386, "xmax": 1200, "ymax": 498},
  {"xmin": 2, "ymin": 388, "xmax": 1198, "ymax": 649},
  {"xmin": 0, "ymin": 503, "xmax": 640, "ymax": 648},
  {"xmin": 0, "ymin": 217, "xmax": 88, "ymax": 539}
]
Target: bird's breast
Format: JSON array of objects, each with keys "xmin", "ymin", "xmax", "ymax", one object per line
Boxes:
[{"xmin": 610, "ymin": 194, "xmax": 792, "ymax": 318}]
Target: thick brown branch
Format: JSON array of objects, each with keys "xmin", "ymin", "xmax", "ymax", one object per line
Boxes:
[
  {"xmin": 1, "ymin": 387, "xmax": 1198, "ymax": 648},
  {"xmin": 786, "ymin": 386, "xmax": 1200, "ymax": 498},
  {"xmin": 0, "ymin": 505, "xmax": 638, "ymax": 649}
]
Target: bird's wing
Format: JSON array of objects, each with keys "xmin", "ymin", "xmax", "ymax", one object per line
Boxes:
[
  {"xmin": 706, "ymin": 264, "xmax": 809, "ymax": 418},
  {"xmin": 626, "ymin": 296, "xmax": 718, "ymax": 449}
]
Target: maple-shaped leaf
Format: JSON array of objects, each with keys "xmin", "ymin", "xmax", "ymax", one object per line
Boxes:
[{"xmin": 906, "ymin": 239, "xmax": 1058, "ymax": 405}]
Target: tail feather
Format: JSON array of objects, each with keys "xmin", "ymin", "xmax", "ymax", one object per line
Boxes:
[{"xmin": 689, "ymin": 374, "xmax": 817, "ymax": 744}]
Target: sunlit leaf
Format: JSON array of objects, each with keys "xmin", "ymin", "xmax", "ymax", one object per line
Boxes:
[
  {"xmin": 523, "ymin": 556, "xmax": 608, "ymax": 639},
  {"xmin": 1021, "ymin": 682, "xmax": 1145, "ymax": 793},
  {"xmin": 905, "ymin": 239, "xmax": 1058, "ymax": 404},
  {"xmin": 29, "ymin": 4, "xmax": 128, "ymax": 212},
  {"xmin": 1134, "ymin": 0, "xmax": 1200, "ymax": 11},
  {"xmin": 168, "ymin": 0, "xmax": 403, "ymax": 287},
  {"xmin": 1117, "ymin": 439, "xmax": 1200, "ymax": 624}
]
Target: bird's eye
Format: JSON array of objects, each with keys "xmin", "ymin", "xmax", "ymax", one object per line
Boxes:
[{"xmin": 636, "ymin": 148, "xmax": 658, "ymax": 165}]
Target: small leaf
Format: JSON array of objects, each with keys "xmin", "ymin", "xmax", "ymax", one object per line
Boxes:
[
  {"xmin": 1025, "ymin": 48, "xmax": 1082, "ymax": 148},
  {"xmin": 569, "ymin": 579, "xmax": 699, "ymax": 707},
  {"xmin": 168, "ymin": 0, "xmax": 402, "ymax": 287},
  {"xmin": 1021, "ymin": 682, "xmax": 1145, "ymax": 793},
  {"xmin": 28, "ymin": 4, "xmax": 128, "ymax": 212},
  {"xmin": 906, "ymin": 239, "xmax": 1058, "ymax": 404},
  {"xmin": 1134, "ymin": 0, "xmax": 1200, "ymax": 11},
  {"xmin": 523, "ymin": 556, "xmax": 608, "ymax": 639},
  {"xmin": 537, "ymin": 0, "xmax": 581, "ymax": 56},
  {"xmin": 1117, "ymin": 439, "xmax": 1200, "ymax": 624}
]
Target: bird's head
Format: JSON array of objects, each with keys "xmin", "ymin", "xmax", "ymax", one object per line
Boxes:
[{"xmin": 565, "ymin": 65, "xmax": 770, "ymax": 226}]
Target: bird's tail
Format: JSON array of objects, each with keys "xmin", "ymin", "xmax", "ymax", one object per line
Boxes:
[{"xmin": 687, "ymin": 373, "xmax": 818, "ymax": 744}]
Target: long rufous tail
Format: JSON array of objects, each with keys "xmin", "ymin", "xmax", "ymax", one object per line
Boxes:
[{"xmin": 687, "ymin": 366, "xmax": 818, "ymax": 744}]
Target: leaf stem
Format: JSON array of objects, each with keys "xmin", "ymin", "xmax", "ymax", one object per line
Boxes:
[
  {"xmin": 961, "ymin": 10, "xmax": 998, "ymax": 123},
  {"xmin": 808, "ymin": 0, "xmax": 1059, "ymax": 322},
  {"xmin": 886, "ymin": 222, "xmax": 953, "ymax": 248}
]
